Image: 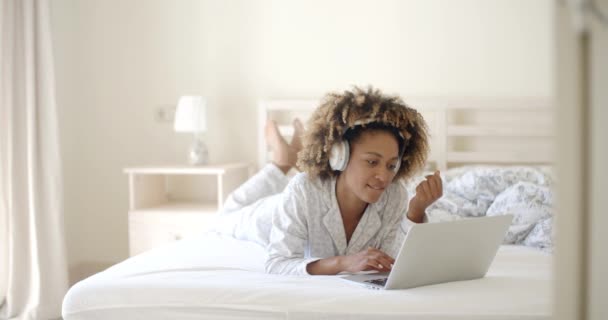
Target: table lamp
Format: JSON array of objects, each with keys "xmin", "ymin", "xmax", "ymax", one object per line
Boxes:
[{"xmin": 174, "ymin": 95, "xmax": 208, "ymax": 165}]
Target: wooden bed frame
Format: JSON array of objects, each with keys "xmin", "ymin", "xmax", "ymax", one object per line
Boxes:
[{"xmin": 258, "ymin": 97, "xmax": 554, "ymax": 171}]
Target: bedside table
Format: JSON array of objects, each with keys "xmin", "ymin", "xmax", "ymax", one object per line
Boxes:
[{"xmin": 123, "ymin": 163, "xmax": 251, "ymax": 256}]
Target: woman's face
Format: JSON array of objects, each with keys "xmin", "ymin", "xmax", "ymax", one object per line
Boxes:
[{"xmin": 342, "ymin": 130, "xmax": 400, "ymax": 204}]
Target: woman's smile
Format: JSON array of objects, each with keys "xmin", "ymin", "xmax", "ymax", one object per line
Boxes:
[{"xmin": 367, "ymin": 184, "xmax": 386, "ymax": 191}]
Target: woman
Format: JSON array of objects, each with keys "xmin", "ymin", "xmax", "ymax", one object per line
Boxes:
[{"xmin": 217, "ymin": 86, "xmax": 442, "ymax": 276}]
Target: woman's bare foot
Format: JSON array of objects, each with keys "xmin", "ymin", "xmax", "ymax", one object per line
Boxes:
[
  {"xmin": 290, "ymin": 118, "xmax": 305, "ymax": 171},
  {"xmin": 265, "ymin": 120, "xmax": 297, "ymax": 174}
]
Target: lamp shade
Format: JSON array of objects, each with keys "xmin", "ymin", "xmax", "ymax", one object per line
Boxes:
[{"xmin": 174, "ymin": 96, "xmax": 207, "ymax": 132}]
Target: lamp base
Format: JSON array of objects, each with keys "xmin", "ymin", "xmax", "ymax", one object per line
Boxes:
[{"xmin": 189, "ymin": 136, "xmax": 209, "ymax": 165}]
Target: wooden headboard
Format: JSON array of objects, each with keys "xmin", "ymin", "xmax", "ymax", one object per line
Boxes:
[{"xmin": 258, "ymin": 97, "xmax": 554, "ymax": 171}]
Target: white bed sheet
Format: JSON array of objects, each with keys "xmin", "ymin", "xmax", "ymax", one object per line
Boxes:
[{"xmin": 62, "ymin": 232, "xmax": 553, "ymax": 320}]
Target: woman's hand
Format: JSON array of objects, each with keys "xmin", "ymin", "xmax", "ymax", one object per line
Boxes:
[
  {"xmin": 408, "ymin": 170, "xmax": 443, "ymax": 223},
  {"xmin": 340, "ymin": 247, "xmax": 395, "ymax": 273},
  {"xmin": 306, "ymin": 248, "xmax": 395, "ymax": 275}
]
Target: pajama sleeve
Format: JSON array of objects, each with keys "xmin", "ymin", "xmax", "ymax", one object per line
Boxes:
[{"xmin": 265, "ymin": 175, "xmax": 321, "ymax": 275}]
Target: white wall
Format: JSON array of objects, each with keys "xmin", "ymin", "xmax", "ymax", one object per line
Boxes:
[{"xmin": 50, "ymin": 0, "xmax": 553, "ymax": 283}]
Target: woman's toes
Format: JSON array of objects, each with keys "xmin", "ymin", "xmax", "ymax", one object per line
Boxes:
[
  {"xmin": 265, "ymin": 120, "xmax": 291, "ymax": 166},
  {"xmin": 290, "ymin": 118, "xmax": 305, "ymax": 150}
]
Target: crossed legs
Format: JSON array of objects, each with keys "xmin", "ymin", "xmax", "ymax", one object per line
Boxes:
[
  {"xmin": 265, "ymin": 119, "xmax": 305, "ymax": 174},
  {"xmin": 212, "ymin": 119, "xmax": 306, "ymax": 246}
]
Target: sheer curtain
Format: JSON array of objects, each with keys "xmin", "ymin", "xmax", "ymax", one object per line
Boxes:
[{"xmin": 0, "ymin": 0, "xmax": 69, "ymax": 319}]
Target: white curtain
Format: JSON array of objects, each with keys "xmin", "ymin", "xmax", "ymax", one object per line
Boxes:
[{"xmin": 0, "ymin": 0, "xmax": 69, "ymax": 319}]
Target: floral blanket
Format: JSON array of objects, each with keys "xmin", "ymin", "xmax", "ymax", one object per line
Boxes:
[{"xmin": 404, "ymin": 166, "xmax": 555, "ymax": 252}]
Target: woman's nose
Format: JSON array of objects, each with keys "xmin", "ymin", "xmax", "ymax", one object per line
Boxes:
[{"xmin": 375, "ymin": 168, "xmax": 391, "ymax": 182}]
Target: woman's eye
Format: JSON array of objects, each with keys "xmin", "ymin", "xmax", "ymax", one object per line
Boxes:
[
  {"xmin": 388, "ymin": 164, "xmax": 397, "ymax": 170},
  {"xmin": 366, "ymin": 160, "xmax": 377, "ymax": 166}
]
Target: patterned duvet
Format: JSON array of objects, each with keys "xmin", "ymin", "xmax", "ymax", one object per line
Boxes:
[{"xmin": 405, "ymin": 166, "xmax": 555, "ymax": 252}]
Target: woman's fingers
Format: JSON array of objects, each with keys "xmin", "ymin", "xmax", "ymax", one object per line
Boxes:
[
  {"xmin": 353, "ymin": 248, "xmax": 396, "ymax": 272},
  {"xmin": 376, "ymin": 256, "xmax": 394, "ymax": 270},
  {"xmin": 436, "ymin": 172, "xmax": 444, "ymax": 198},
  {"xmin": 428, "ymin": 176, "xmax": 441, "ymax": 198},
  {"xmin": 367, "ymin": 258, "xmax": 391, "ymax": 271},
  {"xmin": 424, "ymin": 176, "xmax": 435, "ymax": 198},
  {"xmin": 435, "ymin": 170, "xmax": 443, "ymax": 189},
  {"xmin": 422, "ymin": 181, "xmax": 432, "ymax": 200},
  {"xmin": 363, "ymin": 257, "xmax": 379, "ymax": 270},
  {"xmin": 417, "ymin": 181, "xmax": 428, "ymax": 197},
  {"xmin": 364, "ymin": 248, "xmax": 395, "ymax": 270},
  {"xmin": 422, "ymin": 171, "xmax": 443, "ymax": 199},
  {"xmin": 372, "ymin": 249, "xmax": 395, "ymax": 268}
]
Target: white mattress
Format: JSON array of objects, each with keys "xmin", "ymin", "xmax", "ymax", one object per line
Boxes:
[{"xmin": 62, "ymin": 232, "xmax": 553, "ymax": 320}]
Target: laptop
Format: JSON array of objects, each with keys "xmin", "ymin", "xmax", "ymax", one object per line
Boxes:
[{"xmin": 341, "ymin": 214, "xmax": 513, "ymax": 290}]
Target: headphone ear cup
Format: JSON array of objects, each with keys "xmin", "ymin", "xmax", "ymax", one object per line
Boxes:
[{"xmin": 329, "ymin": 141, "xmax": 349, "ymax": 171}]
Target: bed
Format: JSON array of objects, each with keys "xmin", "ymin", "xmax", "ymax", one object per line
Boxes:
[
  {"xmin": 62, "ymin": 232, "xmax": 552, "ymax": 320},
  {"xmin": 62, "ymin": 97, "xmax": 555, "ymax": 319}
]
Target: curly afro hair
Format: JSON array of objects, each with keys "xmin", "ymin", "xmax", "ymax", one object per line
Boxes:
[{"xmin": 297, "ymin": 86, "xmax": 429, "ymax": 181}]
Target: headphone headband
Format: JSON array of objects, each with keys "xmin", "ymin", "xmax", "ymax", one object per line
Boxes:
[{"xmin": 329, "ymin": 119, "xmax": 405, "ymax": 172}]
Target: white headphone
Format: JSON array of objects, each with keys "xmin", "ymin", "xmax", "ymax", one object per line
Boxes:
[
  {"xmin": 328, "ymin": 140, "xmax": 350, "ymax": 171},
  {"xmin": 328, "ymin": 120, "xmax": 405, "ymax": 172}
]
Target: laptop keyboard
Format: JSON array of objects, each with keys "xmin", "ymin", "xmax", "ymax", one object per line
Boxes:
[{"xmin": 364, "ymin": 278, "xmax": 388, "ymax": 287}]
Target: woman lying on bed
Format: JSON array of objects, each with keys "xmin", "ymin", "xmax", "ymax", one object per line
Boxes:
[{"xmin": 214, "ymin": 86, "xmax": 443, "ymax": 275}]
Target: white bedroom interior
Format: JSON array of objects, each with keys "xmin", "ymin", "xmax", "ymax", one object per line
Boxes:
[
  {"xmin": 50, "ymin": 0, "xmax": 554, "ymax": 282},
  {"xmin": 0, "ymin": 0, "xmax": 606, "ymax": 319}
]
